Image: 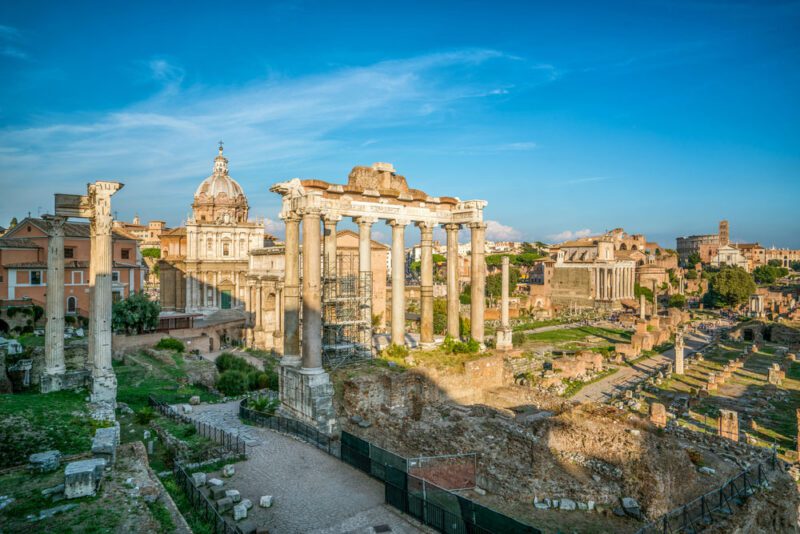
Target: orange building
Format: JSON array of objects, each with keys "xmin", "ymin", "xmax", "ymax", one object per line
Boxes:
[{"xmin": 0, "ymin": 217, "xmax": 145, "ymax": 316}]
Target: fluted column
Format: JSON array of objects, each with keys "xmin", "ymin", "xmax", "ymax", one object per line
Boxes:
[
  {"xmin": 90, "ymin": 181, "xmax": 123, "ymax": 406},
  {"xmin": 323, "ymin": 215, "xmax": 340, "ymax": 278},
  {"xmin": 469, "ymin": 222, "xmax": 486, "ymax": 344},
  {"xmin": 43, "ymin": 215, "xmax": 67, "ymax": 388},
  {"xmin": 445, "ymin": 224, "xmax": 460, "ymax": 338},
  {"xmin": 301, "ymin": 208, "xmax": 323, "ymax": 372},
  {"xmin": 417, "ymin": 221, "xmax": 435, "ymax": 347},
  {"xmin": 282, "ymin": 213, "xmax": 301, "ymax": 364},
  {"xmin": 356, "ymin": 217, "xmax": 376, "ymax": 329},
  {"xmin": 496, "ymin": 255, "xmax": 513, "ymax": 350},
  {"xmin": 389, "ymin": 220, "xmax": 408, "ymax": 346}
]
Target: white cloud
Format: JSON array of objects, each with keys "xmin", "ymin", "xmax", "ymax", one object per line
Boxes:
[
  {"xmin": 485, "ymin": 220, "xmax": 522, "ymax": 241},
  {"xmin": 0, "ymin": 24, "xmax": 27, "ymax": 60},
  {"xmin": 264, "ymin": 217, "xmax": 284, "ymax": 237},
  {"xmin": 548, "ymin": 228, "xmax": 593, "ymax": 242}
]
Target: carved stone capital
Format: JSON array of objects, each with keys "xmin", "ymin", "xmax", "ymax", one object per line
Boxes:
[
  {"xmin": 42, "ymin": 214, "xmax": 67, "ymax": 237},
  {"xmin": 387, "ymin": 219, "xmax": 410, "ymax": 228},
  {"xmin": 354, "ymin": 216, "xmax": 378, "ymax": 227},
  {"xmin": 467, "ymin": 222, "xmax": 487, "ymax": 231},
  {"xmin": 443, "ymin": 223, "xmax": 461, "ymax": 232}
]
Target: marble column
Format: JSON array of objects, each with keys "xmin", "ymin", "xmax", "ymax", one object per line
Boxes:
[
  {"xmin": 42, "ymin": 215, "xmax": 67, "ymax": 392},
  {"xmin": 323, "ymin": 215, "xmax": 340, "ymax": 278},
  {"xmin": 675, "ymin": 331, "xmax": 685, "ymax": 375},
  {"xmin": 282, "ymin": 213, "xmax": 301, "ymax": 364},
  {"xmin": 389, "ymin": 220, "xmax": 408, "ymax": 346},
  {"xmin": 255, "ymin": 285, "xmax": 263, "ymax": 330},
  {"xmin": 640, "ymin": 293, "xmax": 646, "ymax": 320},
  {"xmin": 356, "ymin": 216, "xmax": 375, "ymax": 328},
  {"xmin": 496, "ymin": 256, "xmax": 513, "ymax": 350},
  {"xmin": 90, "ymin": 181, "xmax": 123, "ymax": 409},
  {"xmin": 444, "ymin": 224, "xmax": 460, "ymax": 338},
  {"xmin": 469, "ymin": 222, "xmax": 486, "ymax": 344},
  {"xmin": 301, "ymin": 209, "xmax": 323, "ymax": 372},
  {"xmin": 417, "ymin": 222, "xmax": 435, "ymax": 347}
]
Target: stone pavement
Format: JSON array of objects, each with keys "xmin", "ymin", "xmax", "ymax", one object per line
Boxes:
[
  {"xmin": 572, "ymin": 330, "xmax": 712, "ymax": 403},
  {"xmin": 184, "ymin": 401, "xmax": 429, "ymax": 534}
]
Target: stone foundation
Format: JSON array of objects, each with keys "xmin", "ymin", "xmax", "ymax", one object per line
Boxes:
[{"xmin": 279, "ymin": 364, "xmax": 336, "ymax": 434}]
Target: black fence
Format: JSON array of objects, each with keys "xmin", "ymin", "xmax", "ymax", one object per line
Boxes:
[
  {"xmin": 239, "ymin": 398, "xmax": 336, "ymax": 455},
  {"xmin": 636, "ymin": 453, "xmax": 778, "ymax": 534},
  {"xmin": 148, "ymin": 395, "xmax": 247, "ymax": 457},
  {"xmin": 340, "ymin": 431, "xmax": 541, "ymax": 534},
  {"xmin": 173, "ymin": 461, "xmax": 244, "ymax": 534}
]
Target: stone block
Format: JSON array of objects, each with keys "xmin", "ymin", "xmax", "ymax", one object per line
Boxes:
[
  {"xmin": 29, "ymin": 450, "xmax": 62, "ymax": 473},
  {"xmin": 216, "ymin": 497, "xmax": 234, "ymax": 513},
  {"xmin": 91, "ymin": 427, "xmax": 118, "ymax": 465},
  {"xmin": 241, "ymin": 498, "xmax": 253, "ymax": 510},
  {"xmin": 210, "ymin": 486, "xmax": 227, "ymax": 500},
  {"xmin": 233, "ymin": 503, "xmax": 248, "ymax": 521},
  {"xmin": 560, "ymin": 498, "xmax": 577, "ymax": 511},
  {"xmin": 650, "ymin": 402, "xmax": 667, "ymax": 428},
  {"xmin": 64, "ymin": 458, "xmax": 106, "ymax": 499},
  {"xmin": 225, "ymin": 489, "xmax": 241, "ymax": 503},
  {"xmin": 208, "ymin": 478, "xmax": 224, "ymax": 487},
  {"xmin": 260, "ymin": 495, "xmax": 274, "ymax": 508},
  {"xmin": 189, "ymin": 395, "xmax": 201, "ymax": 405},
  {"xmin": 223, "ymin": 464, "xmax": 235, "ymax": 477},
  {"xmin": 192, "ymin": 472, "xmax": 207, "ymax": 487},
  {"xmin": 181, "ymin": 404, "xmax": 193, "ymax": 414}
]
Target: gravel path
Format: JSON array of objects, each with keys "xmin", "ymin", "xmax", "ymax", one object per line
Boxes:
[{"xmin": 185, "ymin": 401, "xmax": 428, "ymax": 534}]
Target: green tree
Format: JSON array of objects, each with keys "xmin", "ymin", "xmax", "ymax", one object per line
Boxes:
[
  {"xmin": 111, "ymin": 291, "xmax": 160, "ymax": 334},
  {"xmin": 486, "ymin": 267, "xmax": 520, "ymax": 299},
  {"xmin": 667, "ymin": 294, "xmax": 686, "ymax": 308},
  {"xmin": 634, "ymin": 283, "xmax": 653, "ymax": 301},
  {"xmin": 767, "ymin": 259, "xmax": 782, "ymax": 267},
  {"xmin": 791, "ymin": 261, "xmax": 800, "ymax": 272},
  {"xmin": 703, "ymin": 267, "xmax": 755, "ymax": 308},
  {"xmin": 686, "ymin": 252, "xmax": 701, "ymax": 267},
  {"xmin": 8, "ymin": 217, "xmax": 18, "ymax": 229},
  {"xmin": 753, "ymin": 264, "xmax": 790, "ymax": 284},
  {"xmin": 141, "ymin": 248, "xmax": 161, "ymax": 258},
  {"xmin": 432, "ymin": 298, "xmax": 447, "ymax": 335},
  {"xmin": 685, "ymin": 269, "xmax": 698, "ymax": 280}
]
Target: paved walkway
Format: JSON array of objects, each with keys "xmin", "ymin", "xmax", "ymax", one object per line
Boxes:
[
  {"xmin": 185, "ymin": 401, "xmax": 428, "ymax": 534},
  {"xmin": 572, "ymin": 330, "xmax": 712, "ymax": 403}
]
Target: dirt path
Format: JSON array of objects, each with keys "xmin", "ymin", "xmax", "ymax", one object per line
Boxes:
[{"xmin": 572, "ymin": 330, "xmax": 712, "ymax": 403}]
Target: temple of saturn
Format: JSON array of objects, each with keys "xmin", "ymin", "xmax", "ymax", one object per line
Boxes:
[
  {"xmin": 40, "ymin": 181, "xmax": 123, "ymax": 420},
  {"xmin": 270, "ymin": 163, "xmax": 487, "ymax": 432}
]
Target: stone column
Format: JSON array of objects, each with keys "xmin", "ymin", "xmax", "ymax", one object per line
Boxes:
[
  {"xmin": 255, "ymin": 285, "xmax": 263, "ymax": 330},
  {"xmin": 418, "ymin": 221, "xmax": 435, "ymax": 348},
  {"xmin": 389, "ymin": 220, "xmax": 408, "ymax": 346},
  {"xmin": 496, "ymin": 256, "xmax": 513, "ymax": 350},
  {"xmin": 469, "ymin": 222, "xmax": 486, "ymax": 345},
  {"xmin": 42, "ymin": 215, "xmax": 67, "ymax": 392},
  {"xmin": 355, "ymin": 216, "xmax": 375, "ymax": 328},
  {"xmin": 653, "ymin": 281, "xmax": 659, "ymax": 316},
  {"xmin": 445, "ymin": 224, "xmax": 461, "ymax": 338},
  {"xmin": 301, "ymin": 208, "xmax": 323, "ymax": 372},
  {"xmin": 323, "ymin": 215, "xmax": 340, "ymax": 278},
  {"xmin": 675, "ymin": 331, "xmax": 685, "ymax": 374},
  {"xmin": 640, "ymin": 293, "xmax": 646, "ymax": 320},
  {"xmin": 90, "ymin": 181, "xmax": 123, "ymax": 411},
  {"xmin": 282, "ymin": 213, "xmax": 301, "ymax": 365},
  {"xmin": 718, "ymin": 409, "xmax": 739, "ymax": 442}
]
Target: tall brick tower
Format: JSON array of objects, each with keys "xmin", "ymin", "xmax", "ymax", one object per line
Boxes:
[{"xmin": 719, "ymin": 220, "xmax": 729, "ymax": 246}]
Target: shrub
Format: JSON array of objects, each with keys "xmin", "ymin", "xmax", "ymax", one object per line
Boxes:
[
  {"xmin": 64, "ymin": 315, "xmax": 77, "ymax": 325},
  {"xmin": 134, "ymin": 406, "xmax": 156, "ymax": 425},
  {"xmin": 155, "ymin": 337, "xmax": 185, "ymax": 353},
  {"xmin": 6, "ymin": 306, "xmax": 18, "ymax": 318},
  {"xmin": 216, "ymin": 353, "xmax": 256, "ymax": 373},
  {"xmin": 384, "ymin": 343, "xmax": 409, "ymax": 359},
  {"xmin": 247, "ymin": 371, "xmax": 272, "ymax": 391},
  {"xmin": 249, "ymin": 395, "xmax": 281, "ymax": 415},
  {"xmin": 512, "ymin": 331, "xmax": 526, "ymax": 347},
  {"xmin": 32, "ymin": 305, "xmax": 44, "ymax": 322},
  {"xmin": 441, "ymin": 334, "xmax": 480, "ymax": 354},
  {"xmin": 141, "ymin": 247, "xmax": 161, "ymax": 258},
  {"xmin": 216, "ymin": 370, "xmax": 248, "ymax": 396}
]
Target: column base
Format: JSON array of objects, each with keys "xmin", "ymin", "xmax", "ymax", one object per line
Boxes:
[
  {"xmin": 91, "ymin": 371, "xmax": 117, "ymax": 405},
  {"xmin": 496, "ymin": 328, "xmax": 513, "ymax": 351},
  {"xmin": 279, "ymin": 365, "xmax": 337, "ymax": 435},
  {"xmin": 40, "ymin": 370, "xmax": 66, "ymax": 393}
]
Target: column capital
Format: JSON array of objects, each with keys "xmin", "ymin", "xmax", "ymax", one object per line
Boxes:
[
  {"xmin": 416, "ymin": 221, "xmax": 436, "ymax": 235},
  {"xmin": 42, "ymin": 214, "xmax": 67, "ymax": 236},
  {"xmin": 322, "ymin": 213, "xmax": 342, "ymax": 225},
  {"xmin": 354, "ymin": 216, "xmax": 378, "ymax": 227},
  {"xmin": 443, "ymin": 223, "xmax": 461, "ymax": 232},
  {"xmin": 387, "ymin": 219, "xmax": 410, "ymax": 228},
  {"xmin": 280, "ymin": 211, "xmax": 302, "ymax": 223},
  {"xmin": 467, "ymin": 222, "xmax": 487, "ymax": 231},
  {"xmin": 297, "ymin": 206, "xmax": 323, "ymax": 218}
]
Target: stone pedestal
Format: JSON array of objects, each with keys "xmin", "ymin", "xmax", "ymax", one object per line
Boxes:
[
  {"xmin": 650, "ymin": 402, "xmax": 667, "ymax": 428},
  {"xmin": 718, "ymin": 409, "xmax": 739, "ymax": 442},
  {"xmin": 279, "ymin": 364, "xmax": 336, "ymax": 434}
]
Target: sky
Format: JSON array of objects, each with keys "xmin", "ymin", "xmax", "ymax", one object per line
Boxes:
[{"xmin": 1, "ymin": 0, "xmax": 799, "ymax": 248}]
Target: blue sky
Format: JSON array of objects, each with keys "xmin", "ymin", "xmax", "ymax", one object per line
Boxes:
[{"xmin": 1, "ymin": 0, "xmax": 799, "ymax": 247}]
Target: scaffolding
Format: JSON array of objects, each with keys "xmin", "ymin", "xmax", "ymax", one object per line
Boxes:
[{"xmin": 322, "ymin": 252, "xmax": 373, "ymax": 369}]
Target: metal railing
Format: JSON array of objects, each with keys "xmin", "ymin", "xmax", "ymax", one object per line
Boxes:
[
  {"xmin": 173, "ymin": 461, "xmax": 244, "ymax": 534},
  {"xmin": 238, "ymin": 398, "xmax": 336, "ymax": 456},
  {"xmin": 148, "ymin": 395, "xmax": 247, "ymax": 457},
  {"xmin": 636, "ymin": 452, "xmax": 778, "ymax": 534}
]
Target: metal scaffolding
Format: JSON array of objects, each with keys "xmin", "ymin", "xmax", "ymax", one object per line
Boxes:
[{"xmin": 322, "ymin": 252, "xmax": 373, "ymax": 368}]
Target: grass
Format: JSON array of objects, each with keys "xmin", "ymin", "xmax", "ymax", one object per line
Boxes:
[
  {"xmin": 562, "ymin": 367, "xmax": 619, "ymax": 398},
  {"xmin": 511, "ymin": 318, "xmax": 568, "ymax": 332},
  {"xmin": 0, "ymin": 389, "xmax": 95, "ymax": 469},
  {"xmin": 524, "ymin": 326, "xmax": 631, "ymax": 346},
  {"xmin": 18, "ymin": 332, "xmax": 45, "ymax": 347},
  {"xmin": 379, "ymin": 346, "xmax": 488, "ymax": 372},
  {"xmin": 147, "ymin": 500, "xmax": 176, "ymax": 533},
  {"xmin": 161, "ymin": 477, "xmax": 214, "ymax": 534}
]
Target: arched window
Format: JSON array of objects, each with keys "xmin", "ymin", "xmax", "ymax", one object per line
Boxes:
[{"xmin": 67, "ymin": 296, "xmax": 77, "ymax": 314}]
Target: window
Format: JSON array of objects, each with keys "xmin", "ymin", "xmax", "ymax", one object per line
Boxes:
[
  {"xmin": 30, "ymin": 271, "xmax": 42, "ymax": 285},
  {"xmin": 223, "ymin": 242, "xmax": 230, "ymax": 256},
  {"xmin": 112, "ymin": 271, "xmax": 120, "ymax": 282},
  {"xmin": 71, "ymin": 271, "xmax": 84, "ymax": 285},
  {"xmin": 121, "ymin": 249, "xmax": 130, "ymax": 260},
  {"xmin": 67, "ymin": 297, "xmax": 77, "ymax": 314},
  {"xmin": 64, "ymin": 248, "xmax": 75, "ymax": 259}
]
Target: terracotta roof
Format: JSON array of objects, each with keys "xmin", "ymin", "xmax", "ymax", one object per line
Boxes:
[
  {"xmin": 335, "ymin": 229, "xmax": 390, "ymax": 249},
  {"xmin": 5, "ymin": 217, "xmax": 138, "ymax": 241},
  {"xmin": 0, "ymin": 237, "xmax": 40, "ymax": 249},
  {"xmin": 163, "ymin": 227, "xmax": 187, "ymax": 236}
]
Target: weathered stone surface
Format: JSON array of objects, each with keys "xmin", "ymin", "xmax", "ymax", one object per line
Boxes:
[
  {"xmin": 192, "ymin": 472, "xmax": 207, "ymax": 487},
  {"xmin": 621, "ymin": 497, "xmax": 641, "ymax": 519},
  {"xmin": 210, "ymin": 486, "xmax": 227, "ymax": 500},
  {"xmin": 29, "ymin": 450, "xmax": 62, "ymax": 473},
  {"xmin": 223, "ymin": 464, "xmax": 235, "ymax": 477},
  {"xmin": 225, "ymin": 489, "xmax": 241, "ymax": 503},
  {"xmin": 259, "ymin": 495, "xmax": 273, "ymax": 508},
  {"xmin": 208, "ymin": 478, "xmax": 224, "ymax": 487},
  {"xmin": 91, "ymin": 426, "xmax": 118, "ymax": 465},
  {"xmin": 241, "ymin": 498, "xmax": 253, "ymax": 510},
  {"xmin": 560, "ymin": 498, "xmax": 577, "ymax": 511},
  {"xmin": 64, "ymin": 458, "xmax": 106, "ymax": 499},
  {"xmin": 233, "ymin": 502, "xmax": 248, "ymax": 521},
  {"xmin": 189, "ymin": 395, "xmax": 201, "ymax": 405},
  {"xmin": 217, "ymin": 497, "xmax": 234, "ymax": 513}
]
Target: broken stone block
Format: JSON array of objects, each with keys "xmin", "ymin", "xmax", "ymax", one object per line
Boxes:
[
  {"xmin": 143, "ymin": 430, "xmax": 151, "ymax": 440},
  {"xmin": 699, "ymin": 466, "xmax": 716, "ymax": 475},
  {"xmin": 64, "ymin": 458, "xmax": 106, "ymax": 499},
  {"xmin": 217, "ymin": 497, "xmax": 234, "ymax": 513},
  {"xmin": 41, "ymin": 483, "xmax": 65, "ymax": 497},
  {"xmin": 192, "ymin": 472, "xmax": 207, "ymax": 487},
  {"xmin": 189, "ymin": 395, "xmax": 201, "ymax": 405},
  {"xmin": 91, "ymin": 427, "xmax": 118, "ymax": 465},
  {"xmin": 29, "ymin": 451, "xmax": 62, "ymax": 473},
  {"xmin": 233, "ymin": 503, "xmax": 248, "ymax": 521},
  {"xmin": 181, "ymin": 404, "xmax": 193, "ymax": 414},
  {"xmin": 621, "ymin": 497, "xmax": 641, "ymax": 519},
  {"xmin": 534, "ymin": 501, "xmax": 549, "ymax": 509},
  {"xmin": 260, "ymin": 495, "xmax": 273, "ymax": 508},
  {"xmin": 560, "ymin": 498, "xmax": 577, "ymax": 511},
  {"xmin": 474, "ymin": 487, "xmax": 486, "ymax": 496},
  {"xmin": 225, "ymin": 489, "xmax": 241, "ymax": 503},
  {"xmin": 587, "ymin": 500, "xmax": 595, "ymax": 511},
  {"xmin": 223, "ymin": 464, "xmax": 235, "ymax": 477},
  {"xmin": 209, "ymin": 478, "xmax": 224, "ymax": 487},
  {"xmin": 241, "ymin": 498, "xmax": 253, "ymax": 510}
]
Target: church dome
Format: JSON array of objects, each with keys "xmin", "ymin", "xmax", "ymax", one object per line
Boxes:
[{"xmin": 192, "ymin": 144, "xmax": 249, "ymax": 224}]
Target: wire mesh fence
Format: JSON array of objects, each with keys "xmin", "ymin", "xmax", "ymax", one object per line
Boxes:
[
  {"xmin": 148, "ymin": 395, "xmax": 247, "ymax": 457},
  {"xmin": 635, "ymin": 452, "xmax": 778, "ymax": 534}
]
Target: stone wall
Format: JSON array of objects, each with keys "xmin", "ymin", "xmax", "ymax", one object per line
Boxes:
[{"xmin": 112, "ymin": 320, "xmax": 244, "ymax": 356}]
